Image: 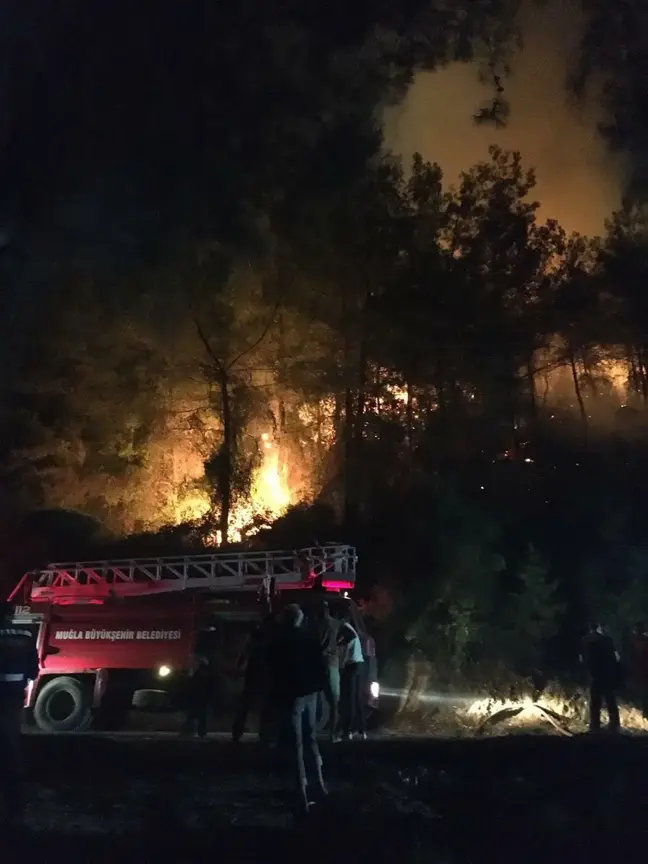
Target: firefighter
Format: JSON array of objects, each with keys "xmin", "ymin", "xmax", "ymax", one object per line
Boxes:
[
  {"xmin": 232, "ymin": 614, "xmax": 276, "ymax": 745},
  {"xmin": 0, "ymin": 600, "xmax": 39, "ymax": 830},
  {"xmin": 580, "ymin": 622, "xmax": 621, "ymax": 732},
  {"xmin": 268, "ymin": 603, "xmax": 328, "ymax": 816}
]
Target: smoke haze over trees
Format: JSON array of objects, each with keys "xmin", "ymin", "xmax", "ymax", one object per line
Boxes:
[
  {"xmin": 1, "ymin": 0, "xmax": 648, "ymax": 682},
  {"xmin": 384, "ymin": 0, "xmax": 625, "ymax": 235}
]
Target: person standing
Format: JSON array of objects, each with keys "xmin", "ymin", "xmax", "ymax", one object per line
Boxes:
[
  {"xmin": 268, "ymin": 603, "xmax": 328, "ymax": 816},
  {"xmin": 0, "ymin": 601, "xmax": 39, "ymax": 831},
  {"xmin": 338, "ymin": 616, "xmax": 366, "ymax": 740},
  {"xmin": 181, "ymin": 636, "xmax": 214, "ymax": 738},
  {"xmin": 629, "ymin": 622, "xmax": 648, "ymax": 718},
  {"xmin": 312, "ymin": 601, "xmax": 341, "ymax": 742},
  {"xmin": 580, "ymin": 622, "xmax": 621, "ymax": 732},
  {"xmin": 232, "ymin": 614, "xmax": 275, "ymax": 745},
  {"xmin": 359, "ymin": 628, "xmax": 377, "ymax": 721}
]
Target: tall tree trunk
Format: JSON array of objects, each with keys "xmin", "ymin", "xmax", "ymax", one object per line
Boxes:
[
  {"xmin": 217, "ymin": 366, "xmax": 232, "ymax": 544},
  {"xmin": 355, "ymin": 338, "xmax": 367, "ymax": 465},
  {"xmin": 640, "ymin": 347, "xmax": 648, "ymax": 402},
  {"xmin": 376, "ymin": 365, "xmax": 383, "ymax": 417},
  {"xmin": 343, "ymin": 384, "xmax": 355, "ymax": 525},
  {"xmin": 568, "ymin": 345, "xmax": 588, "ymax": 439},
  {"xmin": 405, "ymin": 380, "xmax": 414, "ymax": 449},
  {"xmin": 581, "ymin": 350, "xmax": 597, "ymax": 398},
  {"xmin": 526, "ymin": 356, "xmax": 537, "ymax": 419},
  {"xmin": 276, "ymin": 311, "xmax": 288, "ymax": 437},
  {"xmin": 434, "ymin": 349, "xmax": 449, "ymax": 463},
  {"xmin": 342, "ymin": 283, "xmax": 357, "ymax": 526},
  {"xmin": 627, "ymin": 346, "xmax": 642, "ymax": 400}
]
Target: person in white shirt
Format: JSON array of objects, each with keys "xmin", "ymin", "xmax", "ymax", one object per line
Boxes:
[{"xmin": 338, "ymin": 616, "xmax": 366, "ymax": 740}]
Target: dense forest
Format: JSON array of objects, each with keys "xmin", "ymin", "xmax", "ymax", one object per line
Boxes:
[{"xmin": 1, "ymin": 0, "xmax": 648, "ymax": 685}]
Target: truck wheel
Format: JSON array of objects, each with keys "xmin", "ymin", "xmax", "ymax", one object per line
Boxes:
[
  {"xmin": 132, "ymin": 689, "xmax": 170, "ymax": 711},
  {"xmin": 34, "ymin": 677, "xmax": 92, "ymax": 733}
]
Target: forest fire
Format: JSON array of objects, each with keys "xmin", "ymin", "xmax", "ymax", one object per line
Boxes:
[
  {"xmin": 218, "ymin": 435, "xmax": 293, "ymax": 544},
  {"xmin": 169, "ymin": 350, "xmax": 638, "ymax": 544},
  {"xmin": 174, "ymin": 431, "xmax": 296, "ymax": 545}
]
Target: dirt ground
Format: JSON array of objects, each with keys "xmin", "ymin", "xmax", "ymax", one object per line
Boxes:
[{"xmin": 9, "ymin": 723, "xmax": 648, "ymax": 863}]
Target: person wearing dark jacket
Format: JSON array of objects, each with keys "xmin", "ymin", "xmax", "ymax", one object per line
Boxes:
[
  {"xmin": 232, "ymin": 614, "xmax": 276, "ymax": 745},
  {"xmin": 181, "ymin": 630, "xmax": 216, "ymax": 738},
  {"xmin": 268, "ymin": 603, "xmax": 328, "ymax": 814},
  {"xmin": 580, "ymin": 622, "xmax": 621, "ymax": 732},
  {"xmin": 0, "ymin": 601, "xmax": 39, "ymax": 830}
]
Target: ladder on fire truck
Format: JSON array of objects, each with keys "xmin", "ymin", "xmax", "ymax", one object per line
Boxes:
[{"xmin": 9, "ymin": 545, "xmax": 357, "ymax": 606}]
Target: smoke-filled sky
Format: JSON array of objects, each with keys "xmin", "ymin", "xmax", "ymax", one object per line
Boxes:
[{"xmin": 383, "ymin": 0, "xmax": 624, "ymax": 237}]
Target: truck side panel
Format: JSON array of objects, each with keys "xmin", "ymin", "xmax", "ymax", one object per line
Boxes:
[{"xmin": 39, "ymin": 604, "xmax": 196, "ymax": 674}]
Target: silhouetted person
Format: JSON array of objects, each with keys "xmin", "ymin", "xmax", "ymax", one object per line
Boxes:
[
  {"xmin": 629, "ymin": 622, "xmax": 648, "ymax": 718},
  {"xmin": 0, "ymin": 601, "xmax": 39, "ymax": 831},
  {"xmin": 338, "ymin": 616, "xmax": 366, "ymax": 740},
  {"xmin": 359, "ymin": 629, "xmax": 377, "ymax": 721},
  {"xmin": 268, "ymin": 603, "xmax": 328, "ymax": 815},
  {"xmin": 312, "ymin": 600, "xmax": 341, "ymax": 741},
  {"xmin": 182, "ymin": 640, "xmax": 214, "ymax": 738},
  {"xmin": 581, "ymin": 622, "xmax": 621, "ymax": 732},
  {"xmin": 232, "ymin": 615, "xmax": 275, "ymax": 745}
]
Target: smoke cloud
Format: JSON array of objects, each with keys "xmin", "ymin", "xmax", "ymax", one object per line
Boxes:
[{"xmin": 383, "ymin": 0, "xmax": 624, "ymax": 236}]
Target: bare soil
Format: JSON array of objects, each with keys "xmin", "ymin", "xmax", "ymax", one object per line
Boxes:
[{"xmin": 10, "ymin": 728, "xmax": 648, "ymax": 863}]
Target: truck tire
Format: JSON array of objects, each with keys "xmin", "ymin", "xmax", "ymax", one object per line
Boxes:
[
  {"xmin": 132, "ymin": 688, "xmax": 170, "ymax": 711},
  {"xmin": 34, "ymin": 677, "xmax": 92, "ymax": 733}
]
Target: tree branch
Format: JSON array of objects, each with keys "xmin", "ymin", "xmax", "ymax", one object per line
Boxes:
[
  {"xmin": 194, "ymin": 317, "xmax": 224, "ymax": 372},
  {"xmin": 227, "ymin": 298, "xmax": 281, "ymax": 371}
]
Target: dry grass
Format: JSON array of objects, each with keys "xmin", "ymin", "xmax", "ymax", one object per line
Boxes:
[{"xmin": 387, "ymin": 666, "xmax": 648, "ymax": 736}]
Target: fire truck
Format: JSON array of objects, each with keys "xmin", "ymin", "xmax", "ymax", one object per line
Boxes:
[{"xmin": 7, "ymin": 544, "xmax": 369, "ymax": 733}]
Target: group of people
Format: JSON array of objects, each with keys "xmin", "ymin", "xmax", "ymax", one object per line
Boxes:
[
  {"xmin": 580, "ymin": 620, "xmax": 648, "ymax": 731},
  {"xmin": 8, "ymin": 602, "xmax": 647, "ymax": 823},
  {"xmin": 228, "ymin": 599, "xmax": 374, "ymax": 814}
]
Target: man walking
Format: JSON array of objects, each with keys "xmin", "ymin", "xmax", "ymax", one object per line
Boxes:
[
  {"xmin": 0, "ymin": 601, "xmax": 39, "ymax": 830},
  {"xmin": 268, "ymin": 603, "xmax": 328, "ymax": 816},
  {"xmin": 581, "ymin": 622, "xmax": 621, "ymax": 732}
]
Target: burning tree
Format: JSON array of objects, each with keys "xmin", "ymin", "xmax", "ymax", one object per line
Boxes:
[{"xmin": 187, "ymin": 246, "xmax": 284, "ymax": 544}]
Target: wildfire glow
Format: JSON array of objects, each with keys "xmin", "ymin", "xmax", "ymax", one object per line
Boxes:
[
  {"xmin": 172, "ymin": 352, "xmax": 639, "ymax": 545},
  {"xmin": 174, "ymin": 432, "xmax": 295, "ymax": 545},
  {"xmin": 216, "ymin": 442, "xmax": 292, "ymax": 543},
  {"xmin": 463, "ymin": 693, "xmax": 648, "ymax": 732},
  {"xmin": 465, "ymin": 695, "xmax": 565, "ymax": 722},
  {"xmin": 390, "ymin": 684, "xmax": 648, "ymax": 734}
]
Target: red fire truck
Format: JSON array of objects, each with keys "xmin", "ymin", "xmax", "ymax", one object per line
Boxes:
[{"xmin": 7, "ymin": 544, "xmax": 369, "ymax": 733}]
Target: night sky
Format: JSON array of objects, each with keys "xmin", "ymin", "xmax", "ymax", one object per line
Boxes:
[{"xmin": 0, "ymin": 2, "xmax": 644, "ymax": 278}]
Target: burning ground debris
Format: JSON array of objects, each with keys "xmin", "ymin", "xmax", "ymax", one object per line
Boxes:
[{"xmin": 385, "ymin": 670, "xmax": 648, "ymax": 737}]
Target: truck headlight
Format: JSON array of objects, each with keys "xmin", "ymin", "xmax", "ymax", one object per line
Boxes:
[
  {"xmin": 370, "ymin": 681, "xmax": 380, "ymax": 699},
  {"xmin": 157, "ymin": 665, "xmax": 172, "ymax": 679}
]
